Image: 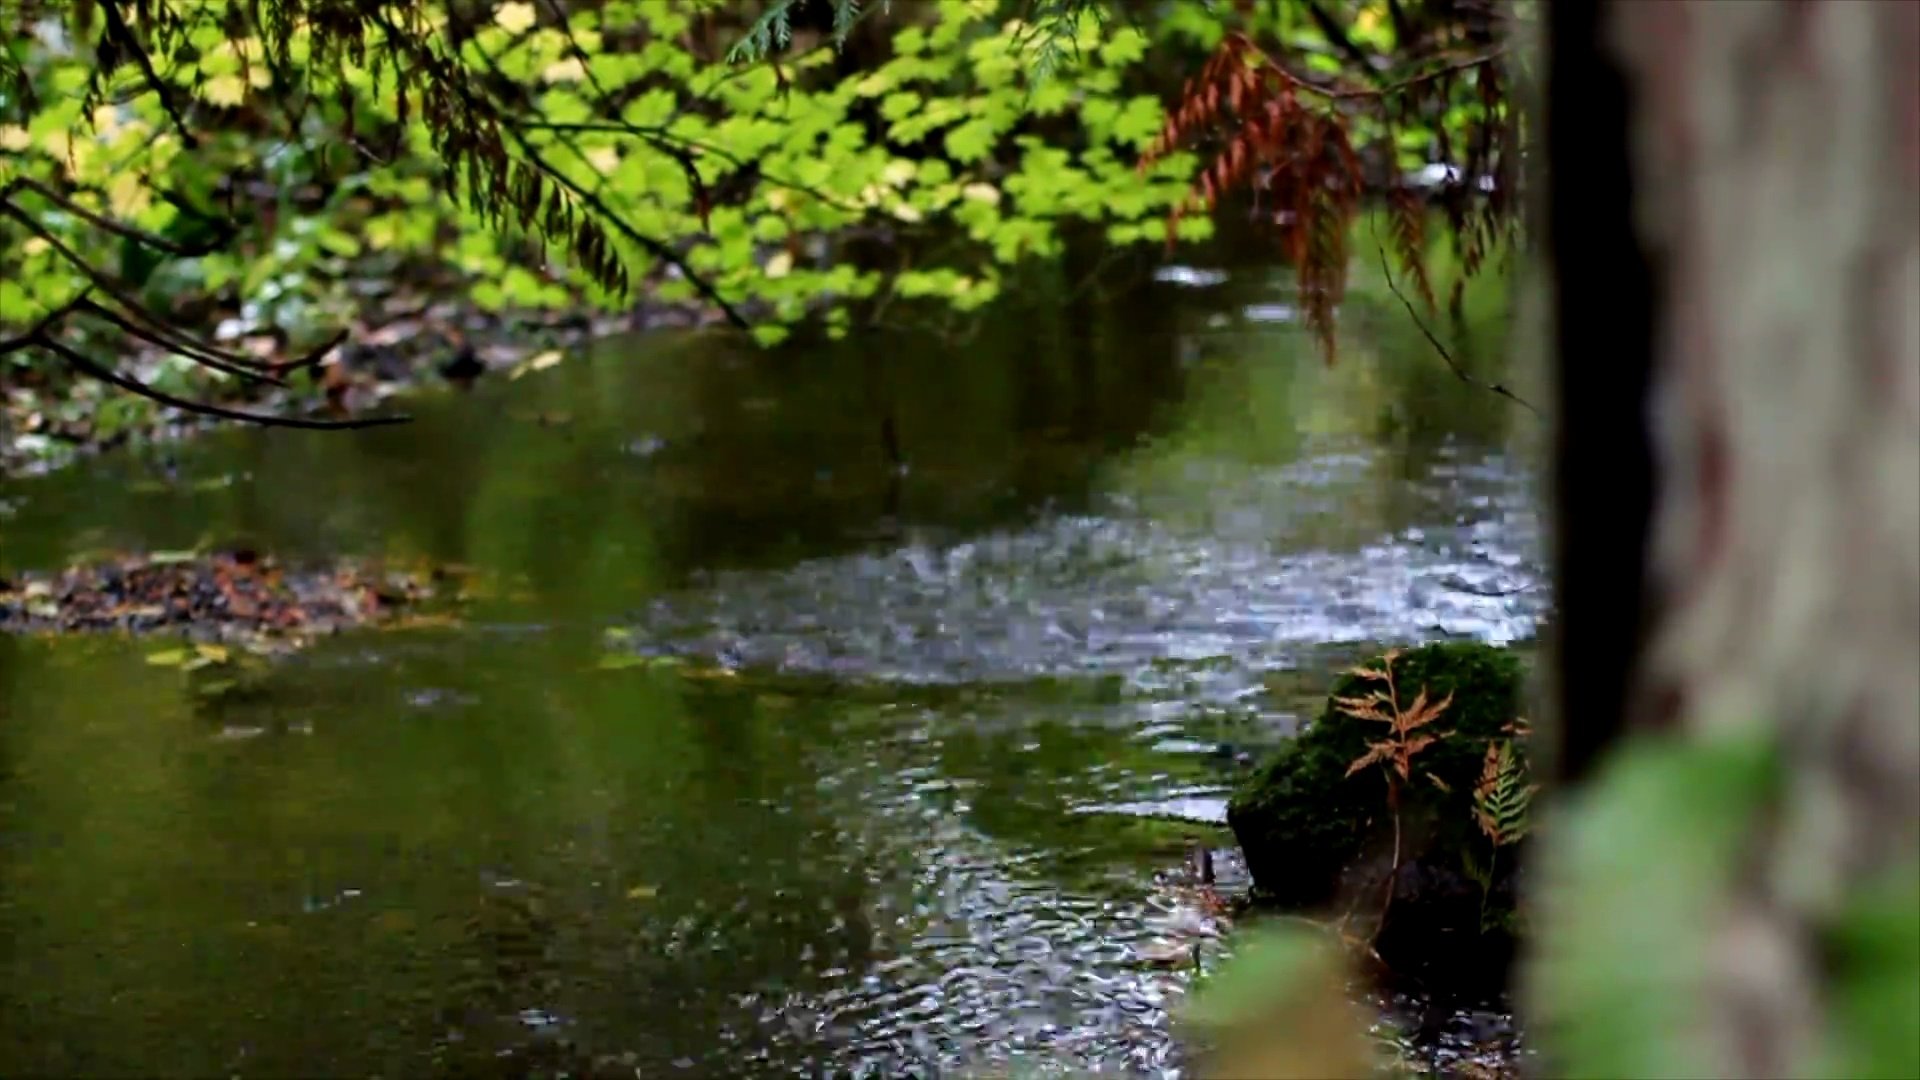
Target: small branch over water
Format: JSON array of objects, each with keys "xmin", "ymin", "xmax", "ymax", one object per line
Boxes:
[{"xmin": 1374, "ymin": 242, "xmax": 1541, "ymax": 419}]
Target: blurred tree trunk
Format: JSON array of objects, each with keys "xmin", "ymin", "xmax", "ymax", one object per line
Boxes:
[{"xmin": 1547, "ymin": 0, "xmax": 1920, "ymax": 1073}]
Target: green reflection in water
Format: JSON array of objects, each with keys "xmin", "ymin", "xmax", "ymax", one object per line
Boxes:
[{"xmin": 0, "ymin": 246, "xmax": 1529, "ymax": 1076}]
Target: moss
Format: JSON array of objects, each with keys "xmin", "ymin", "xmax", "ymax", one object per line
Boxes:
[{"xmin": 1227, "ymin": 642, "xmax": 1527, "ymax": 911}]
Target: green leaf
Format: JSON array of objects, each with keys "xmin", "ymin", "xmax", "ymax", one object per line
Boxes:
[
  {"xmin": 1822, "ymin": 859, "xmax": 1920, "ymax": 1079},
  {"xmin": 1110, "ymin": 96, "xmax": 1165, "ymax": 150},
  {"xmin": 944, "ymin": 118, "xmax": 997, "ymax": 164},
  {"xmin": 1187, "ymin": 922, "xmax": 1336, "ymax": 1030},
  {"xmin": 1529, "ymin": 732, "xmax": 1780, "ymax": 1079}
]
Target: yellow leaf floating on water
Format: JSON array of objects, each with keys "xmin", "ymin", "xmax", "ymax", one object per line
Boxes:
[
  {"xmin": 509, "ymin": 349, "xmax": 564, "ymax": 380},
  {"xmin": 626, "ymin": 884, "xmax": 658, "ymax": 900},
  {"xmin": 147, "ymin": 648, "xmax": 190, "ymax": 667},
  {"xmin": 195, "ymin": 644, "xmax": 230, "ymax": 664}
]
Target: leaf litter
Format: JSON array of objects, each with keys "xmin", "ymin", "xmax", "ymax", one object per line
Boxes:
[{"xmin": 0, "ymin": 548, "xmax": 475, "ymax": 649}]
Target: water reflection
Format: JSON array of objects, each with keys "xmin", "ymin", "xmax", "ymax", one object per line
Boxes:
[{"xmin": 0, "ymin": 249, "xmax": 1539, "ymax": 1076}]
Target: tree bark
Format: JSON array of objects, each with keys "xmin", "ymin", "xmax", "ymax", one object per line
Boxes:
[{"xmin": 1556, "ymin": 0, "xmax": 1920, "ymax": 1073}]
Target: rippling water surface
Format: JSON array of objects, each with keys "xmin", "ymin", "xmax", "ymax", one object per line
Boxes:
[{"xmin": 0, "ymin": 254, "xmax": 1542, "ymax": 1076}]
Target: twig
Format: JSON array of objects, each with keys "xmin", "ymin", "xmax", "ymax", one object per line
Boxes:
[
  {"xmin": 98, "ymin": 0, "xmax": 199, "ymax": 149},
  {"xmin": 0, "ymin": 191, "xmax": 351, "ymax": 385},
  {"xmin": 7, "ymin": 176, "xmax": 220, "ymax": 256},
  {"xmin": 1374, "ymin": 240, "xmax": 1540, "ymax": 418},
  {"xmin": 509, "ymin": 119, "xmax": 866, "ymax": 214},
  {"xmin": 503, "ymin": 130, "xmax": 750, "ymax": 329},
  {"xmin": 0, "ymin": 290, "xmax": 95, "ymax": 356},
  {"xmin": 0, "ymin": 204, "xmax": 286, "ymax": 381},
  {"xmin": 31, "ymin": 336, "xmax": 409, "ymax": 430},
  {"xmin": 1238, "ymin": 32, "xmax": 1504, "ymax": 102},
  {"xmin": 411, "ymin": 17, "xmax": 751, "ymax": 331},
  {"xmin": 72, "ymin": 299, "xmax": 285, "ymax": 384}
]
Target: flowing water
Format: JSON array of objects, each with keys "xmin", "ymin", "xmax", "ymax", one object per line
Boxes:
[{"xmin": 0, "ymin": 252, "xmax": 1546, "ymax": 1077}]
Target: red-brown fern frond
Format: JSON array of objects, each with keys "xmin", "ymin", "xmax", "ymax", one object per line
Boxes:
[
  {"xmin": 1388, "ymin": 187, "xmax": 1436, "ymax": 314},
  {"xmin": 1142, "ymin": 32, "xmax": 1368, "ymax": 361},
  {"xmin": 1145, "ymin": 25, "xmax": 1522, "ymax": 368}
]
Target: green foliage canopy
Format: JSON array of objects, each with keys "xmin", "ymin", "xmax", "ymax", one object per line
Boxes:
[{"xmin": 0, "ymin": 0, "xmax": 1204, "ymax": 376}]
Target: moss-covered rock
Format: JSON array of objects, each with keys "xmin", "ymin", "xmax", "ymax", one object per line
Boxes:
[{"xmin": 1227, "ymin": 642, "xmax": 1531, "ymax": 986}]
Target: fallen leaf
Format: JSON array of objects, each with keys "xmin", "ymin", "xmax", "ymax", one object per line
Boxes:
[
  {"xmin": 625, "ymin": 884, "xmax": 658, "ymax": 900},
  {"xmin": 509, "ymin": 349, "xmax": 564, "ymax": 380},
  {"xmin": 147, "ymin": 648, "xmax": 190, "ymax": 667}
]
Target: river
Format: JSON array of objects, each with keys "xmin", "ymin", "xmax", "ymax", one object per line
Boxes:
[{"xmin": 0, "ymin": 248, "xmax": 1545, "ymax": 1077}]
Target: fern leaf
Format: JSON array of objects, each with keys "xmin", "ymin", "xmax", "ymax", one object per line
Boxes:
[
  {"xmin": 1345, "ymin": 740, "xmax": 1396, "ymax": 777},
  {"xmin": 1388, "ymin": 187, "xmax": 1436, "ymax": 313}
]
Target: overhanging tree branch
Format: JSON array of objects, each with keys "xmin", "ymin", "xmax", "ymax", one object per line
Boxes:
[
  {"xmin": 31, "ymin": 335, "xmax": 407, "ymax": 430},
  {"xmin": 0, "ymin": 203, "xmax": 290, "ymax": 384},
  {"xmin": 96, "ymin": 0, "xmax": 199, "ymax": 150},
  {"xmin": 450, "ymin": 29, "xmax": 753, "ymax": 329},
  {"xmin": 1375, "ymin": 241, "xmax": 1539, "ymax": 418},
  {"xmin": 5, "ymin": 176, "xmax": 227, "ymax": 256}
]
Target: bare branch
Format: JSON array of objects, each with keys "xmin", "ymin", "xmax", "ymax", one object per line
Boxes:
[
  {"xmin": 268, "ymin": 328, "xmax": 349, "ymax": 378},
  {"xmin": 97, "ymin": 0, "xmax": 199, "ymax": 149},
  {"xmin": 1374, "ymin": 240, "xmax": 1540, "ymax": 418},
  {"xmin": 0, "ymin": 203, "xmax": 289, "ymax": 383},
  {"xmin": 73, "ymin": 298, "xmax": 288, "ymax": 384},
  {"xmin": 0, "ymin": 289, "xmax": 95, "ymax": 356},
  {"xmin": 8, "ymin": 176, "xmax": 224, "ymax": 256},
  {"xmin": 31, "ymin": 335, "xmax": 409, "ymax": 430},
  {"xmin": 509, "ymin": 118, "xmax": 867, "ymax": 215}
]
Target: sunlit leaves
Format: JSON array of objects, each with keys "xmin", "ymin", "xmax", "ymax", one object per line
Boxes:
[
  {"xmin": 1529, "ymin": 733, "xmax": 1781, "ymax": 1079},
  {"xmin": 1, "ymin": 0, "xmax": 1201, "ymax": 377},
  {"xmin": 493, "ymin": 2, "xmax": 537, "ymax": 34}
]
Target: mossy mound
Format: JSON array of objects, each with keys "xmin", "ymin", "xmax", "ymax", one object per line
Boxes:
[{"xmin": 1227, "ymin": 642, "xmax": 1530, "ymax": 987}]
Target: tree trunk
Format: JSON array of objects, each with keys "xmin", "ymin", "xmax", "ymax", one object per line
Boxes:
[{"xmin": 1549, "ymin": 0, "xmax": 1920, "ymax": 1073}]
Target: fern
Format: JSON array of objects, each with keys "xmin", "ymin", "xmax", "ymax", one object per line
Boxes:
[
  {"xmin": 1469, "ymin": 736, "xmax": 1537, "ymax": 933},
  {"xmin": 1338, "ymin": 649, "xmax": 1454, "ymax": 783},
  {"xmin": 1337, "ymin": 649, "xmax": 1455, "ymax": 941},
  {"xmin": 1473, "ymin": 739, "xmax": 1536, "ymax": 847},
  {"xmin": 725, "ymin": 1, "xmax": 802, "ymax": 65},
  {"xmin": 1139, "ymin": 23, "xmax": 1518, "ymax": 365}
]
